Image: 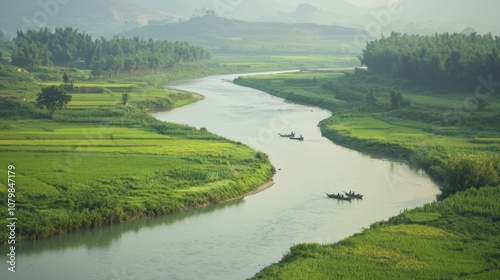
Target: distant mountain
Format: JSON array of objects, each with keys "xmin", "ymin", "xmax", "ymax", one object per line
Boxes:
[
  {"xmin": 121, "ymin": 13, "xmax": 359, "ymax": 53},
  {"xmin": 2, "ymin": 0, "xmax": 497, "ymax": 45},
  {"xmin": 125, "ymin": 0, "xmax": 199, "ymax": 19},
  {"xmin": 125, "ymin": 0, "xmax": 367, "ymax": 24},
  {"xmin": 0, "ymin": 0, "xmax": 178, "ymax": 36},
  {"xmin": 258, "ymin": 3, "xmax": 367, "ymax": 28}
]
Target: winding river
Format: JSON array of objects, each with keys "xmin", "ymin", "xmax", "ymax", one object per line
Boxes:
[{"xmin": 2, "ymin": 72, "xmax": 440, "ymax": 280}]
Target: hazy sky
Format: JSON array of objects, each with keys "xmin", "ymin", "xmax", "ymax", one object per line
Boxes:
[
  {"xmin": 269, "ymin": 0, "xmax": 500, "ymax": 32},
  {"xmin": 273, "ymin": 0, "xmax": 390, "ymax": 9}
]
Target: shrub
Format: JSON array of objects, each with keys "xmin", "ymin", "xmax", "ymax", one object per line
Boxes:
[{"xmin": 442, "ymin": 153, "xmax": 498, "ymax": 197}]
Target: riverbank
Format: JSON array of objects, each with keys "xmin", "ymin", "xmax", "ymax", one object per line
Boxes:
[
  {"xmin": 0, "ymin": 64, "xmax": 275, "ymax": 243},
  {"xmin": 234, "ymin": 71, "xmax": 500, "ymax": 197},
  {"xmin": 2, "ymin": 53, "xmax": 347, "ymax": 243},
  {"xmin": 234, "ymin": 70, "xmax": 500, "ymax": 279},
  {"xmin": 251, "ymin": 186, "xmax": 500, "ymax": 279}
]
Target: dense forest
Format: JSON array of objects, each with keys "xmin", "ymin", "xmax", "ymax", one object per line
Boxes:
[
  {"xmin": 11, "ymin": 27, "xmax": 212, "ymax": 77},
  {"xmin": 359, "ymin": 32, "xmax": 500, "ymax": 86}
]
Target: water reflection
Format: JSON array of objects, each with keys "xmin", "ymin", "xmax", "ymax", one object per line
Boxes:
[{"xmin": 15, "ymin": 198, "xmax": 244, "ymax": 256}]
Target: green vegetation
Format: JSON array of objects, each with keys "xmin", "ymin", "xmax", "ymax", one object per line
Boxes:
[
  {"xmin": 360, "ymin": 32, "xmax": 500, "ymax": 86},
  {"xmin": 0, "ymin": 116, "xmax": 273, "ymax": 242},
  {"xmin": 35, "ymin": 85, "xmax": 72, "ymax": 118},
  {"xmin": 12, "ymin": 27, "xmax": 211, "ymax": 75},
  {"xmin": 235, "ymin": 70, "xmax": 500, "ymax": 197},
  {"xmin": 251, "ymin": 186, "xmax": 500, "ymax": 279},
  {"xmin": 0, "ymin": 48, "xmax": 354, "ymax": 244},
  {"xmin": 235, "ymin": 33, "xmax": 500, "ymax": 279},
  {"xmin": 0, "ymin": 51, "xmax": 279, "ymax": 242}
]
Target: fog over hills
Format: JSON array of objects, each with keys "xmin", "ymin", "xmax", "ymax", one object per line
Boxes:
[
  {"xmin": 0, "ymin": 0, "xmax": 177, "ymax": 36},
  {"xmin": 126, "ymin": 0, "xmax": 500, "ymax": 34},
  {"xmin": 1, "ymin": 0, "xmax": 499, "ymax": 38}
]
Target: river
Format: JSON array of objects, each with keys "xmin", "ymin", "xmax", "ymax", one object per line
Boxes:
[{"xmin": 1, "ymin": 72, "xmax": 440, "ymax": 280}]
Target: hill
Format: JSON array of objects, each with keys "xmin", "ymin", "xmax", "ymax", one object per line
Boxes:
[
  {"xmin": 0, "ymin": 0, "xmax": 177, "ymax": 36},
  {"xmin": 122, "ymin": 13, "xmax": 360, "ymax": 54}
]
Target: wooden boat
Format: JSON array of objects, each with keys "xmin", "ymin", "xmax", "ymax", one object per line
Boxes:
[
  {"xmin": 345, "ymin": 192, "xmax": 363, "ymax": 199},
  {"xmin": 326, "ymin": 193, "xmax": 352, "ymax": 201},
  {"xmin": 290, "ymin": 136, "xmax": 304, "ymax": 141},
  {"xmin": 279, "ymin": 132, "xmax": 295, "ymax": 138}
]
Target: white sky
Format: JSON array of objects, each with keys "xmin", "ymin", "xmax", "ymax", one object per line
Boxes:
[
  {"xmin": 329, "ymin": 0, "xmax": 392, "ymax": 9},
  {"xmin": 271, "ymin": 0, "xmax": 393, "ymax": 9}
]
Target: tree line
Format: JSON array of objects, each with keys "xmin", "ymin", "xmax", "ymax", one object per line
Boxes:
[
  {"xmin": 359, "ymin": 32, "xmax": 500, "ymax": 86},
  {"xmin": 11, "ymin": 27, "xmax": 212, "ymax": 76}
]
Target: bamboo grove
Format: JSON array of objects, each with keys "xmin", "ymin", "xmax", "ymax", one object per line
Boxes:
[
  {"xmin": 11, "ymin": 27, "xmax": 212, "ymax": 77},
  {"xmin": 359, "ymin": 32, "xmax": 500, "ymax": 86}
]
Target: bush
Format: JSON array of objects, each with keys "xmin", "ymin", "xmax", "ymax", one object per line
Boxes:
[{"xmin": 442, "ymin": 153, "xmax": 498, "ymax": 197}]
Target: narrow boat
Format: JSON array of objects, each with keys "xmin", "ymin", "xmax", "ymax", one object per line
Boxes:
[
  {"xmin": 279, "ymin": 132, "xmax": 295, "ymax": 138},
  {"xmin": 326, "ymin": 193, "xmax": 352, "ymax": 201},
  {"xmin": 290, "ymin": 136, "xmax": 304, "ymax": 141},
  {"xmin": 345, "ymin": 192, "xmax": 363, "ymax": 199}
]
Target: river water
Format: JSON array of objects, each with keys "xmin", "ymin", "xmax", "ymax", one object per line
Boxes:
[{"xmin": 2, "ymin": 72, "xmax": 440, "ymax": 280}]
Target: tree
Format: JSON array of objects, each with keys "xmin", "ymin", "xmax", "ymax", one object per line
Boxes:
[
  {"xmin": 474, "ymin": 96, "xmax": 489, "ymax": 111},
  {"xmin": 121, "ymin": 93, "xmax": 129, "ymax": 105},
  {"xmin": 390, "ymin": 90, "xmax": 410, "ymax": 109},
  {"xmin": 390, "ymin": 90, "xmax": 403, "ymax": 109},
  {"xmin": 365, "ymin": 88, "xmax": 377, "ymax": 106},
  {"xmin": 63, "ymin": 72, "xmax": 69, "ymax": 83},
  {"xmin": 35, "ymin": 86, "xmax": 72, "ymax": 118}
]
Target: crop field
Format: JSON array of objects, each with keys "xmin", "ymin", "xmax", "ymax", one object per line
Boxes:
[
  {"xmin": 323, "ymin": 116, "xmax": 491, "ymax": 152},
  {"xmin": 213, "ymin": 54, "xmax": 359, "ymax": 71},
  {"xmin": 38, "ymin": 82, "xmax": 137, "ymax": 88},
  {"xmin": 0, "ymin": 119, "xmax": 273, "ymax": 242}
]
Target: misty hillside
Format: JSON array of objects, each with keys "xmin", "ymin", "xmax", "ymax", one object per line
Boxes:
[
  {"xmin": 125, "ymin": 0, "xmax": 366, "ymax": 21},
  {"xmin": 258, "ymin": 3, "xmax": 366, "ymax": 27},
  {"xmin": 0, "ymin": 0, "xmax": 177, "ymax": 36},
  {"xmin": 124, "ymin": 0, "xmax": 367, "ymax": 28},
  {"xmin": 121, "ymin": 13, "xmax": 359, "ymax": 53}
]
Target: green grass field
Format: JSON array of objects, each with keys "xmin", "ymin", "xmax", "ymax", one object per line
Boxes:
[
  {"xmin": 251, "ymin": 186, "xmax": 500, "ymax": 279},
  {"xmin": 0, "ymin": 117, "xmax": 274, "ymax": 242}
]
